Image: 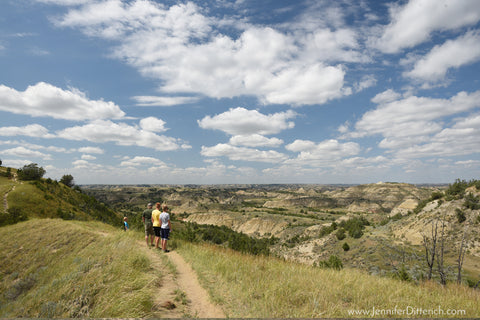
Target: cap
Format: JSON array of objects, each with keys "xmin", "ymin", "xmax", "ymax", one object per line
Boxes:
[{"xmin": 147, "ymin": 203, "xmax": 153, "ymax": 206}]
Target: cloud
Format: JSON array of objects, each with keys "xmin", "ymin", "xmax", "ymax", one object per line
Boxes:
[
  {"xmin": 404, "ymin": 30, "xmax": 480, "ymax": 82},
  {"xmin": 132, "ymin": 95, "xmax": 199, "ymax": 106},
  {"xmin": 57, "ymin": 119, "xmax": 187, "ymax": 151},
  {"xmin": 370, "ymin": 89, "xmax": 402, "ymax": 104},
  {"xmin": 229, "ymin": 134, "xmax": 283, "ymax": 147},
  {"xmin": 351, "ymin": 90, "xmax": 480, "ymax": 140},
  {"xmin": 120, "ymin": 156, "xmax": 167, "ymax": 167},
  {"xmin": 346, "ymin": 90, "xmax": 480, "ymax": 161},
  {"xmin": 201, "ymin": 144, "xmax": 288, "ymax": 163},
  {"xmin": 0, "ymin": 124, "xmax": 54, "ymax": 138},
  {"xmin": 81, "ymin": 154, "xmax": 96, "ymax": 160},
  {"xmin": 0, "ymin": 82, "xmax": 125, "ymax": 120},
  {"xmin": 139, "ymin": 117, "xmax": 168, "ymax": 133},
  {"xmin": 1, "ymin": 159, "xmax": 32, "ymax": 168},
  {"xmin": 1, "ymin": 146, "xmax": 52, "ymax": 160},
  {"xmin": 198, "ymin": 107, "xmax": 296, "ymax": 136},
  {"xmin": 398, "ymin": 113, "xmax": 480, "ymax": 159},
  {"xmin": 285, "ymin": 139, "xmax": 361, "ymax": 166},
  {"xmin": 35, "ymin": 0, "xmax": 90, "ymax": 5},
  {"xmin": 51, "ymin": 1, "xmax": 360, "ymax": 106},
  {"xmin": 375, "ymin": 0, "xmax": 480, "ymax": 53},
  {"xmin": 77, "ymin": 146, "xmax": 104, "ymax": 154}
]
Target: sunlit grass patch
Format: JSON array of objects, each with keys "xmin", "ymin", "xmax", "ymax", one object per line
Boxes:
[
  {"xmin": 177, "ymin": 241, "xmax": 480, "ymax": 318},
  {"xmin": 0, "ymin": 219, "xmax": 161, "ymax": 318}
]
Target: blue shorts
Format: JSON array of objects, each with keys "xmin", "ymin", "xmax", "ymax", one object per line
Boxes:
[{"xmin": 160, "ymin": 228, "xmax": 170, "ymax": 240}]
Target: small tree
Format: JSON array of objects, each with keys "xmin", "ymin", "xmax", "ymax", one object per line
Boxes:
[
  {"xmin": 60, "ymin": 174, "xmax": 75, "ymax": 188},
  {"xmin": 17, "ymin": 163, "xmax": 46, "ymax": 181},
  {"xmin": 422, "ymin": 218, "xmax": 439, "ymax": 280},
  {"xmin": 457, "ymin": 224, "xmax": 469, "ymax": 284}
]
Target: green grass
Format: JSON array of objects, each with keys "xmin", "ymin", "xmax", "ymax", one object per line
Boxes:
[
  {"xmin": 177, "ymin": 241, "xmax": 480, "ymax": 318},
  {"xmin": 2, "ymin": 175, "xmax": 121, "ymax": 226},
  {"xmin": 0, "ymin": 219, "xmax": 162, "ymax": 318}
]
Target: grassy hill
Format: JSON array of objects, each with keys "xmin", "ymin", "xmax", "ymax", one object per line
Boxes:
[
  {"xmin": 0, "ymin": 170, "xmax": 121, "ymax": 227},
  {"xmin": 177, "ymin": 242, "xmax": 480, "ymax": 318},
  {"xmin": 0, "ymin": 219, "xmax": 161, "ymax": 318},
  {"xmin": 1, "ymin": 219, "xmax": 479, "ymax": 318}
]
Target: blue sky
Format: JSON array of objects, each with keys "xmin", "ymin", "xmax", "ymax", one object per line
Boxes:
[{"xmin": 1, "ymin": 0, "xmax": 480, "ymax": 184}]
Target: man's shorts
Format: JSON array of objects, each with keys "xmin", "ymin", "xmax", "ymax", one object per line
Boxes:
[
  {"xmin": 145, "ymin": 221, "xmax": 154, "ymax": 236},
  {"xmin": 160, "ymin": 228, "xmax": 170, "ymax": 240},
  {"xmin": 153, "ymin": 226, "xmax": 161, "ymax": 237}
]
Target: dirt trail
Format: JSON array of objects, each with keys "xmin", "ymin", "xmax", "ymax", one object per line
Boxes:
[
  {"xmin": 168, "ymin": 250, "xmax": 225, "ymax": 318},
  {"xmin": 3, "ymin": 174, "xmax": 17, "ymax": 213},
  {"xmin": 139, "ymin": 243, "xmax": 225, "ymax": 318}
]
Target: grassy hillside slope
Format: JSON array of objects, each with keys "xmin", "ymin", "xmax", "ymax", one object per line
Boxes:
[
  {"xmin": 0, "ymin": 219, "xmax": 162, "ymax": 318},
  {"xmin": 178, "ymin": 242, "xmax": 480, "ymax": 318},
  {"xmin": 0, "ymin": 174, "xmax": 121, "ymax": 227}
]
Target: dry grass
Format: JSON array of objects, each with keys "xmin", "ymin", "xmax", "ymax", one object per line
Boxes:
[
  {"xmin": 0, "ymin": 219, "xmax": 162, "ymax": 318},
  {"xmin": 178, "ymin": 241, "xmax": 480, "ymax": 318}
]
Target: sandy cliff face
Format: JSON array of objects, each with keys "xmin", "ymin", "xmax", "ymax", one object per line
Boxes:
[{"xmin": 185, "ymin": 213, "xmax": 288, "ymax": 237}]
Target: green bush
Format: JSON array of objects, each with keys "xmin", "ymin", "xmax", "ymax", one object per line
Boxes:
[
  {"xmin": 17, "ymin": 163, "xmax": 46, "ymax": 181},
  {"xmin": 0, "ymin": 206, "xmax": 28, "ymax": 226},
  {"xmin": 177, "ymin": 222, "xmax": 276, "ymax": 256},
  {"xmin": 318, "ymin": 255, "xmax": 343, "ymax": 270},
  {"xmin": 342, "ymin": 242, "xmax": 350, "ymax": 251},
  {"xmin": 339, "ymin": 217, "xmax": 369, "ymax": 239},
  {"xmin": 336, "ymin": 228, "xmax": 346, "ymax": 240},
  {"xmin": 455, "ymin": 208, "xmax": 466, "ymax": 223},
  {"xmin": 394, "ymin": 265, "xmax": 411, "ymax": 282},
  {"xmin": 464, "ymin": 193, "xmax": 480, "ymax": 210}
]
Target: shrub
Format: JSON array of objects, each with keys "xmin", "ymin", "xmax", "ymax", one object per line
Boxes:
[
  {"xmin": 464, "ymin": 193, "xmax": 480, "ymax": 210},
  {"xmin": 342, "ymin": 242, "xmax": 350, "ymax": 251},
  {"xmin": 336, "ymin": 228, "xmax": 346, "ymax": 240},
  {"xmin": 319, "ymin": 224, "xmax": 336, "ymax": 237},
  {"xmin": 17, "ymin": 163, "xmax": 46, "ymax": 181},
  {"xmin": 455, "ymin": 208, "xmax": 466, "ymax": 223},
  {"xmin": 60, "ymin": 174, "xmax": 75, "ymax": 188},
  {"xmin": 177, "ymin": 222, "xmax": 275, "ymax": 256},
  {"xmin": 339, "ymin": 217, "xmax": 369, "ymax": 239},
  {"xmin": 0, "ymin": 206, "xmax": 28, "ymax": 226},
  {"xmin": 318, "ymin": 255, "xmax": 343, "ymax": 270},
  {"xmin": 394, "ymin": 265, "xmax": 411, "ymax": 282}
]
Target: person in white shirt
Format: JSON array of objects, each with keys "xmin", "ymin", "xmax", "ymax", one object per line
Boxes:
[{"xmin": 160, "ymin": 205, "xmax": 172, "ymax": 252}]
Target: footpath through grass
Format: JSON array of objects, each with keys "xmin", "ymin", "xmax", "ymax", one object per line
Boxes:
[
  {"xmin": 177, "ymin": 241, "xmax": 480, "ymax": 318},
  {"xmin": 0, "ymin": 219, "xmax": 161, "ymax": 318}
]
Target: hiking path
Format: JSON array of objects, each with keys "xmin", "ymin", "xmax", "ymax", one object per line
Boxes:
[{"xmin": 138, "ymin": 242, "xmax": 225, "ymax": 318}]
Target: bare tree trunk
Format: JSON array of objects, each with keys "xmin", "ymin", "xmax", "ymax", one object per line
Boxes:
[
  {"xmin": 457, "ymin": 224, "xmax": 468, "ymax": 284},
  {"xmin": 422, "ymin": 219, "xmax": 438, "ymax": 280},
  {"xmin": 437, "ymin": 215, "xmax": 447, "ymax": 286}
]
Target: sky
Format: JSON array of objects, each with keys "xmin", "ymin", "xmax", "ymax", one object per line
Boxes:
[{"xmin": 1, "ymin": 0, "xmax": 480, "ymax": 185}]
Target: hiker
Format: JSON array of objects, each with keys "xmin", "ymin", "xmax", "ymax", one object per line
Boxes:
[
  {"xmin": 151, "ymin": 202, "xmax": 162, "ymax": 249},
  {"xmin": 123, "ymin": 216, "xmax": 129, "ymax": 231},
  {"xmin": 160, "ymin": 204, "xmax": 172, "ymax": 253},
  {"xmin": 142, "ymin": 203, "xmax": 155, "ymax": 247}
]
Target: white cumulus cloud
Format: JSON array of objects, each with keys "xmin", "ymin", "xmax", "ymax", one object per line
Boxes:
[
  {"xmin": 57, "ymin": 119, "xmax": 188, "ymax": 151},
  {"xmin": 0, "ymin": 82, "xmax": 125, "ymax": 121},
  {"xmin": 0, "ymin": 124, "xmax": 54, "ymax": 138},
  {"xmin": 198, "ymin": 107, "xmax": 296, "ymax": 136},
  {"xmin": 375, "ymin": 0, "xmax": 480, "ymax": 53},
  {"xmin": 1, "ymin": 146, "xmax": 52, "ymax": 160},
  {"xmin": 51, "ymin": 1, "xmax": 359, "ymax": 106},
  {"xmin": 201, "ymin": 144, "xmax": 288, "ymax": 163},
  {"xmin": 405, "ymin": 30, "xmax": 480, "ymax": 82}
]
